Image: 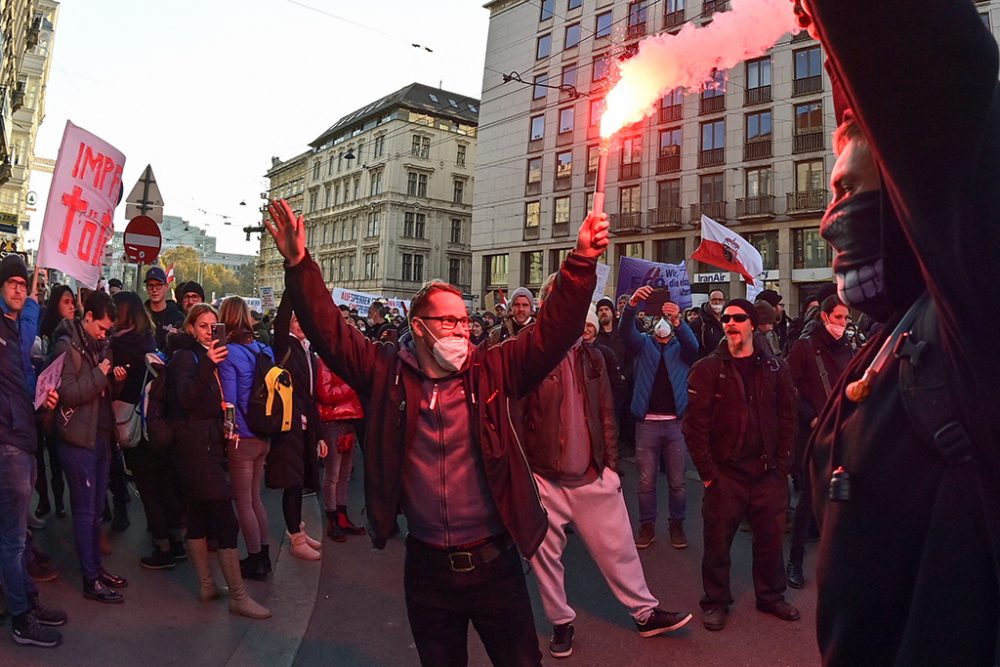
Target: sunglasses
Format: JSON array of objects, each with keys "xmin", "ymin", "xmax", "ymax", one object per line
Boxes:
[{"xmin": 721, "ymin": 313, "xmax": 751, "ymax": 324}]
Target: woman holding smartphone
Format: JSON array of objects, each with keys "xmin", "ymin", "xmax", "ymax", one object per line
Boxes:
[{"xmin": 168, "ymin": 303, "xmax": 269, "ymax": 619}]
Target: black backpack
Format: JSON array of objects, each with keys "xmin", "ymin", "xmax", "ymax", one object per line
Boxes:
[
  {"xmin": 141, "ymin": 352, "xmax": 173, "ymax": 450},
  {"xmin": 245, "ymin": 344, "xmax": 293, "ymax": 438}
]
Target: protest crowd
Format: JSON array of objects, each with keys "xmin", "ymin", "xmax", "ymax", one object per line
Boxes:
[{"xmin": 1, "ymin": 0, "xmax": 998, "ymax": 664}]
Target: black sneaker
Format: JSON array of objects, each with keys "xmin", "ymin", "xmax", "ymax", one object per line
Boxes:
[
  {"xmin": 11, "ymin": 613, "xmax": 61, "ymax": 647},
  {"xmin": 83, "ymin": 579, "xmax": 124, "ymax": 604},
  {"xmin": 548, "ymin": 623, "xmax": 574, "ymax": 658},
  {"xmin": 140, "ymin": 548, "xmax": 176, "ymax": 570},
  {"xmin": 30, "ymin": 596, "xmax": 67, "ymax": 627},
  {"xmin": 635, "ymin": 608, "xmax": 693, "ymax": 637}
]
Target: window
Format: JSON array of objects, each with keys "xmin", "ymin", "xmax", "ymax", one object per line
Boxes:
[
  {"xmin": 312, "ymin": 159, "xmax": 320, "ymax": 180},
  {"xmin": 596, "ymin": 10, "xmax": 613, "ymax": 37},
  {"xmin": 554, "ymin": 196, "xmax": 571, "ymax": 227},
  {"xmin": 407, "ymin": 172, "xmax": 428, "ymax": 197},
  {"xmin": 621, "ymin": 135, "xmax": 642, "ymax": 164},
  {"xmin": 794, "ymin": 46, "xmax": 822, "ymax": 80},
  {"xmin": 616, "ymin": 242, "xmax": 644, "ymax": 261},
  {"xmin": 746, "ymin": 110, "xmax": 772, "ymax": 141},
  {"xmin": 524, "ymin": 251, "xmax": 544, "ymax": 286},
  {"xmin": 526, "ymin": 157, "xmax": 542, "ymax": 193},
  {"xmin": 540, "ymin": 0, "xmax": 554, "ymax": 20},
  {"xmin": 530, "ymin": 115, "xmax": 545, "ymax": 141},
  {"xmin": 568, "ymin": 0, "xmax": 582, "ymax": 9},
  {"xmin": 700, "ymin": 173, "xmax": 724, "ymax": 202},
  {"xmin": 627, "ymin": 1, "xmax": 648, "ymax": 33},
  {"xmin": 453, "ymin": 179, "xmax": 465, "ymax": 204},
  {"xmin": 402, "ymin": 254, "xmax": 424, "ymax": 282},
  {"xmin": 450, "ymin": 218, "xmax": 462, "ymax": 243},
  {"xmin": 537, "ymin": 34, "xmax": 552, "ymax": 60},
  {"xmin": 308, "ymin": 189, "xmax": 318, "ymax": 212},
  {"xmin": 525, "ymin": 201, "xmax": 541, "ymax": 229},
  {"xmin": 449, "ymin": 258, "xmax": 461, "ymax": 285},
  {"xmin": 794, "ymin": 102, "xmax": 823, "ymax": 134},
  {"xmin": 746, "ymin": 57, "xmax": 771, "ymax": 89},
  {"xmin": 327, "ymin": 154, "xmax": 335, "ymax": 176},
  {"xmin": 620, "ymin": 184, "xmax": 641, "ymax": 213},
  {"xmin": 586, "ymin": 191, "xmax": 595, "ymax": 212},
  {"xmin": 456, "ymin": 144, "xmax": 467, "ymax": 167},
  {"xmin": 404, "ymin": 212, "xmax": 426, "ymax": 238},
  {"xmin": 795, "ymin": 159, "xmax": 824, "ymax": 192},
  {"xmin": 746, "ymin": 167, "xmax": 773, "ymax": 196},
  {"xmin": 746, "ymin": 231, "xmax": 778, "ymax": 270},
  {"xmin": 700, "ymin": 119, "xmax": 725, "ymax": 163},
  {"xmin": 659, "ymin": 127, "xmax": 682, "ymax": 158},
  {"xmin": 373, "ymin": 134, "xmax": 385, "ymax": 158},
  {"xmin": 654, "ymin": 237, "xmax": 685, "ymax": 264},
  {"xmin": 981, "ymin": 12, "xmax": 991, "ymax": 29},
  {"xmin": 565, "ymin": 23, "xmax": 581, "ymax": 48},
  {"xmin": 411, "ymin": 135, "xmax": 430, "ymax": 158},
  {"xmin": 364, "ymin": 251, "xmax": 378, "ymax": 280},
  {"xmin": 587, "ymin": 144, "xmax": 601, "ymax": 175},
  {"xmin": 589, "ymin": 98, "xmax": 606, "ymax": 127},
  {"xmin": 793, "ymin": 227, "xmax": 831, "ymax": 269},
  {"xmin": 660, "ymin": 88, "xmax": 683, "ymax": 121},
  {"xmin": 556, "ymin": 150, "xmax": 573, "ymax": 183},
  {"xmin": 533, "ymin": 73, "xmax": 549, "ymax": 99},
  {"xmin": 353, "ymin": 177, "xmax": 360, "ymax": 200},
  {"xmin": 658, "ymin": 179, "xmax": 680, "ymax": 207},
  {"xmin": 561, "ymin": 63, "xmax": 578, "ymax": 91},
  {"xmin": 369, "ymin": 170, "xmax": 382, "ymax": 196},
  {"xmin": 487, "ymin": 254, "xmax": 509, "ymax": 286},
  {"xmin": 324, "ymin": 184, "xmax": 331, "ymax": 208},
  {"xmin": 592, "ymin": 53, "xmax": 611, "ymax": 81},
  {"xmin": 702, "ymin": 69, "xmax": 725, "ymax": 99},
  {"xmin": 667, "ymin": 0, "xmax": 685, "ymax": 12},
  {"xmin": 558, "ymin": 106, "xmax": 575, "ymax": 133},
  {"xmin": 334, "ymin": 183, "xmax": 341, "ymax": 205}
]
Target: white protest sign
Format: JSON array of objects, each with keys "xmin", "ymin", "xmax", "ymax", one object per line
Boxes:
[
  {"xmin": 34, "ymin": 352, "xmax": 65, "ymax": 410},
  {"xmin": 37, "ymin": 121, "xmax": 125, "ymax": 288},
  {"xmin": 592, "ymin": 262, "xmax": 611, "ymax": 304},
  {"xmin": 259, "ymin": 286, "xmax": 275, "ymax": 310}
]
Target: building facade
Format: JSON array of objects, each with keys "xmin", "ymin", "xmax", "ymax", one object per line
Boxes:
[
  {"xmin": 258, "ymin": 151, "xmax": 308, "ymax": 302},
  {"xmin": 279, "ymin": 82, "xmax": 477, "ymax": 301},
  {"xmin": 0, "ymin": 0, "xmax": 58, "ymax": 251},
  {"xmin": 473, "ymin": 0, "xmax": 846, "ymax": 314}
]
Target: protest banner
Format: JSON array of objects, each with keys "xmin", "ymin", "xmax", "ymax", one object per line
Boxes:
[
  {"xmin": 592, "ymin": 262, "xmax": 611, "ymax": 303},
  {"xmin": 37, "ymin": 121, "xmax": 125, "ymax": 288},
  {"xmin": 331, "ymin": 287, "xmax": 410, "ymax": 318},
  {"xmin": 615, "ymin": 256, "xmax": 693, "ymax": 310},
  {"xmin": 259, "ymin": 286, "xmax": 275, "ymax": 310}
]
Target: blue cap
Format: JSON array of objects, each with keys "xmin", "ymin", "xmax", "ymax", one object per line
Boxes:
[{"xmin": 144, "ymin": 266, "xmax": 167, "ymax": 284}]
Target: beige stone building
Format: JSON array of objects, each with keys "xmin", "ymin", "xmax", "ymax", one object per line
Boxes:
[
  {"xmin": 473, "ymin": 0, "xmax": 845, "ymax": 314},
  {"xmin": 258, "ymin": 151, "xmax": 308, "ymax": 302},
  {"xmin": 0, "ymin": 0, "xmax": 57, "ymax": 251},
  {"xmin": 284, "ymin": 82, "xmax": 477, "ymax": 300}
]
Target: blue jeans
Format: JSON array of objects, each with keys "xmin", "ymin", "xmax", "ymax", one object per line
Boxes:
[
  {"xmin": 59, "ymin": 435, "xmax": 111, "ymax": 581},
  {"xmin": 0, "ymin": 444, "xmax": 38, "ymax": 615},
  {"xmin": 635, "ymin": 419, "xmax": 688, "ymax": 524}
]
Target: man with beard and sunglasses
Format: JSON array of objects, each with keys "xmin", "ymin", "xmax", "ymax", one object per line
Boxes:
[
  {"xmin": 683, "ymin": 299, "xmax": 798, "ymax": 631},
  {"xmin": 792, "ymin": 2, "xmax": 1000, "ymax": 665}
]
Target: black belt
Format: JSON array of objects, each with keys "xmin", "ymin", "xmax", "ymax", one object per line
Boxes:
[{"xmin": 407, "ymin": 533, "xmax": 514, "ymax": 573}]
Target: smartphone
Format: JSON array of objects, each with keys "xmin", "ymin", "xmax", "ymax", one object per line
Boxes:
[
  {"xmin": 644, "ymin": 288, "xmax": 671, "ymax": 314},
  {"xmin": 211, "ymin": 322, "xmax": 226, "ymax": 344}
]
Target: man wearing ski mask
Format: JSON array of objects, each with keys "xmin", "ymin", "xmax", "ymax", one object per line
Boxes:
[
  {"xmin": 264, "ymin": 198, "xmax": 610, "ymax": 666},
  {"xmin": 794, "ymin": 1, "xmax": 1000, "ymax": 664}
]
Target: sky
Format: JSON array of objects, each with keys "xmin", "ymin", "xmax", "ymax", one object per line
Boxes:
[{"xmin": 27, "ymin": 0, "xmax": 491, "ymax": 255}]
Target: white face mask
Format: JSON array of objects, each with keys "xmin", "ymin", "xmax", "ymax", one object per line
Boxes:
[
  {"xmin": 825, "ymin": 322, "xmax": 847, "ymax": 340},
  {"xmin": 421, "ymin": 322, "xmax": 469, "ymax": 372},
  {"xmin": 653, "ymin": 318, "xmax": 673, "ymax": 339},
  {"xmin": 710, "ymin": 303, "xmax": 723, "ymax": 315}
]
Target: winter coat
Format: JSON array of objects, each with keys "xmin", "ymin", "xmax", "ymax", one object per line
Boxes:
[
  {"xmin": 217, "ymin": 337, "xmax": 273, "ymax": 439},
  {"xmin": 166, "ymin": 332, "xmax": 230, "ymax": 504},
  {"xmin": 0, "ymin": 304, "xmax": 37, "ymax": 453},
  {"xmin": 316, "ymin": 356, "xmax": 363, "ymax": 422},
  {"xmin": 282, "ymin": 249, "xmax": 596, "ymax": 556},
  {"xmin": 619, "ymin": 304, "xmax": 698, "ymax": 420},
  {"xmin": 683, "ymin": 340, "xmax": 797, "ymax": 484},
  {"xmin": 786, "ymin": 325, "xmax": 855, "ymax": 428},
  {"xmin": 110, "ymin": 327, "xmax": 157, "ymax": 404},
  {"xmin": 0, "ymin": 296, "xmax": 39, "ymax": 393},
  {"xmin": 146, "ymin": 299, "xmax": 185, "ymax": 352},
  {"xmin": 689, "ymin": 302, "xmax": 724, "ymax": 358},
  {"xmin": 52, "ymin": 319, "xmax": 113, "ymax": 450}
]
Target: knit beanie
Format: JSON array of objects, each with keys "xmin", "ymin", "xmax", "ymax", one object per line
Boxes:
[
  {"xmin": 509, "ymin": 286, "xmax": 534, "ymax": 308},
  {"xmin": 754, "ymin": 300, "xmax": 777, "ymax": 326},
  {"xmin": 585, "ymin": 305, "xmax": 599, "ymax": 331},
  {"xmin": 0, "ymin": 254, "xmax": 29, "ymax": 285},
  {"xmin": 726, "ymin": 298, "xmax": 759, "ymax": 328}
]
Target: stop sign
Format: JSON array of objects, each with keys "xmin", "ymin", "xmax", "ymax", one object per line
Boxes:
[{"xmin": 123, "ymin": 215, "xmax": 162, "ymax": 264}]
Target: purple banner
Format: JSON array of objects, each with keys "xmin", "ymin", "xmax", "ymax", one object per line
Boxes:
[{"xmin": 615, "ymin": 256, "xmax": 693, "ymax": 310}]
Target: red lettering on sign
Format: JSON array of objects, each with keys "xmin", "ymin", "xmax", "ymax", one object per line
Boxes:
[
  {"xmin": 90, "ymin": 210, "xmax": 113, "ymax": 266},
  {"xmin": 59, "ymin": 186, "xmax": 89, "ymax": 254},
  {"xmin": 77, "ymin": 216, "xmax": 97, "ymax": 263},
  {"xmin": 70, "ymin": 142, "xmax": 124, "ymax": 197}
]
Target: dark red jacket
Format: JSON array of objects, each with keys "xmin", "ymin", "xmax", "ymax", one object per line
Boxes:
[
  {"xmin": 283, "ymin": 250, "xmax": 597, "ymax": 556},
  {"xmin": 315, "ymin": 356, "xmax": 363, "ymax": 422}
]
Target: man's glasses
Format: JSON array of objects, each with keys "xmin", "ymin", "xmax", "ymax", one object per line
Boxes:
[
  {"xmin": 146, "ymin": 282, "xmax": 165, "ymax": 290},
  {"xmin": 419, "ymin": 315, "xmax": 470, "ymax": 330},
  {"xmin": 721, "ymin": 313, "xmax": 751, "ymax": 324}
]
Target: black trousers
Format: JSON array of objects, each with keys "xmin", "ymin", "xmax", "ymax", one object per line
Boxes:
[
  {"xmin": 789, "ymin": 462, "xmax": 814, "ymax": 564},
  {"xmin": 186, "ymin": 499, "xmax": 238, "ymax": 549},
  {"xmin": 701, "ymin": 468, "xmax": 787, "ymax": 611},
  {"xmin": 124, "ymin": 445, "xmax": 183, "ymax": 541},
  {"xmin": 404, "ymin": 536, "xmax": 541, "ymax": 667},
  {"xmin": 33, "ymin": 427, "xmax": 64, "ymax": 510}
]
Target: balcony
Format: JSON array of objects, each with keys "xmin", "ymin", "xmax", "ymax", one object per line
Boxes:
[
  {"xmin": 663, "ymin": 9, "xmax": 685, "ymax": 30},
  {"xmin": 743, "ymin": 139, "xmax": 772, "ymax": 161},
  {"xmin": 523, "ymin": 225, "xmax": 540, "ymax": 241},
  {"xmin": 690, "ymin": 200, "xmax": 726, "ymax": 222},
  {"xmin": 587, "ymin": 123, "xmax": 602, "ymax": 139},
  {"xmin": 657, "ymin": 153, "xmax": 680, "ymax": 174},
  {"xmin": 698, "ymin": 147, "xmax": 725, "ymax": 167},
  {"xmin": 649, "ymin": 206, "xmax": 683, "ymax": 229},
  {"xmin": 791, "ymin": 30, "xmax": 813, "ymax": 43},
  {"xmin": 699, "ymin": 95, "xmax": 725, "ymax": 115},
  {"xmin": 786, "ymin": 189, "xmax": 829, "ymax": 215},
  {"xmin": 793, "ymin": 75, "xmax": 822, "ymax": 96},
  {"xmin": 552, "ymin": 222, "xmax": 570, "ymax": 237},
  {"xmin": 585, "ymin": 169, "xmax": 597, "ymax": 187},
  {"xmin": 744, "ymin": 85, "xmax": 771, "ymax": 106},
  {"xmin": 626, "ymin": 21, "xmax": 647, "ymax": 40},
  {"xmin": 554, "ymin": 174, "xmax": 572, "ymax": 191},
  {"xmin": 527, "ymin": 138, "xmax": 544, "ymax": 153},
  {"xmin": 793, "ymin": 131, "xmax": 824, "ymax": 153},
  {"xmin": 620, "ymin": 162, "xmax": 641, "ymax": 179},
  {"xmin": 703, "ymin": 0, "xmax": 729, "ymax": 16},
  {"xmin": 525, "ymin": 181, "xmax": 541, "ymax": 196},
  {"xmin": 736, "ymin": 195, "xmax": 776, "ymax": 219},
  {"xmin": 610, "ymin": 212, "xmax": 643, "ymax": 234},
  {"xmin": 659, "ymin": 104, "xmax": 682, "ymax": 123}
]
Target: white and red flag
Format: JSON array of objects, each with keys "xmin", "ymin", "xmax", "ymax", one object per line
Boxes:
[
  {"xmin": 691, "ymin": 215, "xmax": 764, "ymax": 285},
  {"xmin": 497, "ymin": 286, "xmax": 507, "ymax": 308},
  {"xmin": 165, "ymin": 262, "xmax": 175, "ymax": 284}
]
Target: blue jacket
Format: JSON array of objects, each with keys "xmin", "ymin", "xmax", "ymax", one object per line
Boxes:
[
  {"xmin": 0, "ymin": 296, "xmax": 39, "ymax": 393},
  {"xmin": 0, "ymin": 302, "xmax": 38, "ymax": 453},
  {"xmin": 620, "ymin": 304, "xmax": 698, "ymax": 420},
  {"xmin": 218, "ymin": 340, "xmax": 273, "ymax": 438}
]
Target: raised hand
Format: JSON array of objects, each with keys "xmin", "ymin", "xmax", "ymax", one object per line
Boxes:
[
  {"xmin": 630, "ymin": 284, "xmax": 653, "ymax": 308},
  {"xmin": 574, "ymin": 211, "xmax": 609, "ymax": 260},
  {"xmin": 206, "ymin": 340, "xmax": 229, "ymax": 365},
  {"xmin": 663, "ymin": 301, "xmax": 682, "ymax": 326},
  {"xmin": 263, "ymin": 199, "xmax": 307, "ymax": 267}
]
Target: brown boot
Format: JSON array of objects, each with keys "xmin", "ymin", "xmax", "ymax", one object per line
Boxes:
[
  {"xmin": 218, "ymin": 548, "xmax": 271, "ymax": 619},
  {"xmin": 186, "ymin": 539, "xmax": 224, "ymax": 601}
]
